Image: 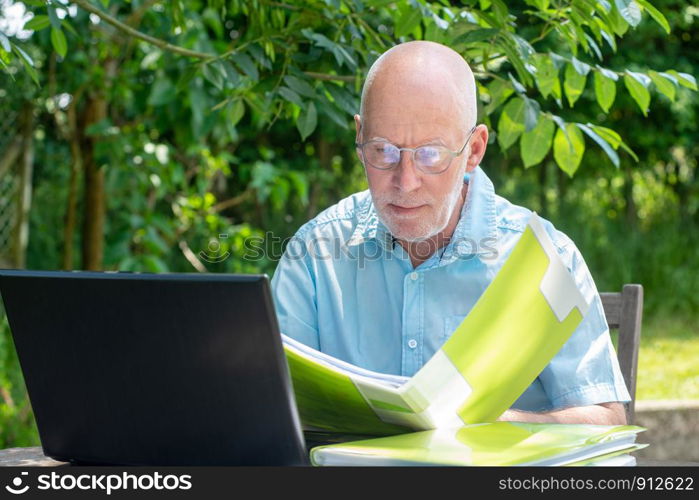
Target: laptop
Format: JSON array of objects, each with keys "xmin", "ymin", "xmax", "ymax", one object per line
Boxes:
[{"xmin": 0, "ymin": 269, "xmax": 309, "ymax": 466}]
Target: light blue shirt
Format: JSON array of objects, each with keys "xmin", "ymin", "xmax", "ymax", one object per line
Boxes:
[{"xmin": 271, "ymin": 166, "xmax": 631, "ymax": 411}]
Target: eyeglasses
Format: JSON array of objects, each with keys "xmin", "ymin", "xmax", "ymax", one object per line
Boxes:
[{"xmin": 356, "ymin": 125, "xmax": 477, "ymax": 175}]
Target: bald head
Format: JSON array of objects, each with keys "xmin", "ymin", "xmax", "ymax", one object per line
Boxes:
[{"xmin": 359, "ymin": 41, "xmax": 477, "ymax": 134}]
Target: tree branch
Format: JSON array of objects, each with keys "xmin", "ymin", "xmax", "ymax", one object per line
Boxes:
[
  {"xmin": 212, "ymin": 191, "xmax": 252, "ymax": 213},
  {"xmin": 304, "ymin": 71, "xmax": 355, "ymax": 82},
  {"xmin": 178, "ymin": 240, "xmax": 208, "ymax": 272},
  {"xmin": 73, "ymin": 0, "xmax": 214, "ymax": 60}
]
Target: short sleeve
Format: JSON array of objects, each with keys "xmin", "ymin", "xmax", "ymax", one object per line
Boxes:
[
  {"xmin": 270, "ymin": 233, "xmax": 321, "ymax": 350},
  {"xmin": 536, "ymin": 236, "xmax": 632, "ymax": 409}
]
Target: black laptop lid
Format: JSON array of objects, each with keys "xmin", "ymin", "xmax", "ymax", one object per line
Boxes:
[{"xmin": 0, "ymin": 270, "xmax": 307, "ymax": 465}]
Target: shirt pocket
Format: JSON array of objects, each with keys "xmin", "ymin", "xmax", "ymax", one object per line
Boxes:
[{"xmin": 442, "ymin": 314, "xmax": 468, "ymax": 344}]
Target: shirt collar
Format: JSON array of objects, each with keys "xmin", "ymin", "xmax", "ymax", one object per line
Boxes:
[{"xmin": 346, "ymin": 166, "xmax": 498, "ymax": 256}]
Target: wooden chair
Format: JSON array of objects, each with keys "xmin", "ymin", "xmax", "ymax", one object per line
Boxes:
[{"xmin": 600, "ymin": 284, "xmax": 644, "ymax": 424}]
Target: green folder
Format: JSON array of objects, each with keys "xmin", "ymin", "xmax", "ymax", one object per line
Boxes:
[
  {"xmin": 283, "ymin": 212, "xmax": 592, "ymax": 435},
  {"xmin": 309, "ymin": 422, "xmax": 647, "ymax": 466}
]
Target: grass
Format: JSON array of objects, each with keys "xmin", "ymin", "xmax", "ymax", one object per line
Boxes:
[{"xmin": 634, "ymin": 313, "xmax": 699, "ymax": 401}]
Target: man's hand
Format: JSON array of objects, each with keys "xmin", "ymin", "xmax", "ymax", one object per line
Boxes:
[{"xmin": 497, "ymin": 402, "xmax": 627, "ymax": 425}]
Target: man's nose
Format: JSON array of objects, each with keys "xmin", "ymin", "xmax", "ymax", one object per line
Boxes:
[{"xmin": 392, "ymin": 151, "xmax": 422, "ymax": 192}]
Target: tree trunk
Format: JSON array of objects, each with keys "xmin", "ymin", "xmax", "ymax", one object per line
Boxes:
[
  {"xmin": 78, "ymin": 57, "xmax": 117, "ymax": 271},
  {"xmin": 556, "ymin": 162, "xmax": 568, "ymax": 220},
  {"xmin": 12, "ymin": 103, "xmax": 34, "ymax": 269},
  {"xmin": 80, "ymin": 95, "xmax": 107, "ymax": 270},
  {"xmin": 538, "ymin": 161, "xmax": 547, "ymax": 218},
  {"xmin": 62, "ymin": 103, "xmax": 82, "ymax": 270},
  {"xmin": 624, "ymin": 165, "xmax": 637, "ymax": 227}
]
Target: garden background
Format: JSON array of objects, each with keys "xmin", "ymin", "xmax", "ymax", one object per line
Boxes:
[{"xmin": 0, "ymin": 0, "xmax": 697, "ymax": 448}]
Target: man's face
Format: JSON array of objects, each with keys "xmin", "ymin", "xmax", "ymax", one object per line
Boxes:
[{"xmin": 356, "ymin": 87, "xmax": 472, "ymax": 242}]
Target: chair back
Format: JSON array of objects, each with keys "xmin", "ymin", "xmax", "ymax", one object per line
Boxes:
[{"xmin": 600, "ymin": 284, "xmax": 644, "ymax": 424}]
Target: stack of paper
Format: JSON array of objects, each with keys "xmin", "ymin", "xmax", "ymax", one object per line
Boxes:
[{"xmin": 309, "ymin": 422, "xmax": 646, "ymax": 466}]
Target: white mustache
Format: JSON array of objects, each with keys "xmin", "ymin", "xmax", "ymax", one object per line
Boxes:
[{"xmin": 373, "ymin": 193, "xmax": 432, "ymax": 208}]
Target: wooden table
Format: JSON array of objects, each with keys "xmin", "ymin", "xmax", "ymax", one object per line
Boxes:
[
  {"xmin": 0, "ymin": 447, "xmax": 65, "ymax": 467},
  {"xmin": 1, "ymin": 447, "xmax": 698, "ymax": 467}
]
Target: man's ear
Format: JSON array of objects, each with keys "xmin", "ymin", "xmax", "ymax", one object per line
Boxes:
[
  {"xmin": 354, "ymin": 114, "xmax": 362, "ymax": 143},
  {"xmin": 466, "ymin": 124, "xmax": 489, "ymax": 172}
]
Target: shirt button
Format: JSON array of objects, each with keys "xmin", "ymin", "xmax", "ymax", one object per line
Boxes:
[
  {"xmin": 407, "ymin": 339, "xmax": 417, "ymax": 349},
  {"xmin": 409, "ymin": 272, "xmax": 418, "ymax": 281}
]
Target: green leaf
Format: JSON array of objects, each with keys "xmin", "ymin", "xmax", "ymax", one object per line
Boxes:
[
  {"xmin": 571, "ymin": 57, "xmax": 591, "ymax": 76},
  {"xmin": 221, "ymin": 61, "xmax": 240, "ymax": 88},
  {"xmin": 608, "ymin": 4, "xmax": 629, "ymax": 36},
  {"xmin": 520, "ymin": 116, "xmax": 554, "ymax": 168},
  {"xmin": 284, "ymin": 75, "xmax": 316, "ymax": 99},
  {"xmin": 319, "ymin": 101, "xmax": 350, "ymax": 129},
  {"xmin": 598, "ymin": 24, "xmax": 617, "ymax": 52},
  {"xmin": 279, "ymin": 86, "xmax": 303, "ymax": 107},
  {"xmin": 636, "ymin": 0, "xmax": 670, "ymax": 34},
  {"xmin": 202, "ymin": 7, "xmax": 224, "ymax": 39},
  {"xmin": 452, "ymin": 28, "xmax": 499, "ymax": 47},
  {"xmin": 12, "ymin": 43, "xmax": 34, "ymax": 66},
  {"xmin": 326, "ymin": 84, "xmax": 358, "ymax": 116},
  {"xmin": 143, "ymin": 255, "xmax": 169, "ymax": 273},
  {"xmin": 12, "ymin": 44, "xmax": 39, "ymax": 85},
  {"xmin": 484, "ymin": 79, "xmax": 514, "ymax": 114},
  {"xmin": 230, "ymin": 52, "xmax": 258, "ymax": 80},
  {"xmin": 171, "ymin": 1, "xmax": 185, "ymax": 30},
  {"xmin": 591, "ymin": 125, "xmax": 639, "ymax": 161},
  {"xmin": 590, "ymin": 125, "xmax": 621, "ymax": 148},
  {"xmin": 532, "ymin": 54, "xmax": 559, "ymax": 100},
  {"xmin": 522, "ymin": 97, "xmax": 540, "ymax": 131},
  {"xmin": 648, "ymin": 70, "xmax": 676, "ymax": 102},
  {"xmin": 594, "ymin": 71, "xmax": 616, "ymax": 112},
  {"xmin": 47, "ymin": 5, "xmax": 61, "ymax": 30},
  {"xmin": 50, "ymin": 27, "xmax": 67, "ymax": 58},
  {"xmin": 202, "ymin": 62, "xmax": 225, "ymax": 90},
  {"xmin": 576, "ymin": 123, "xmax": 620, "ymax": 167},
  {"xmin": 550, "ymin": 114, "xmax": 569, "ymax": 141},
  {"xmin": 302, "ymin": 29, "xmax": 357, "ymax": 69},
  {"xmin": 623, "ymin": 72, "xmax": 651, "ymax": 115},
  {"xmin": 666, "ymin": 70, "xmax": 697, "ymax": 91},
  {"xmin": 508, "ymin": 72, "xmax": 527, "ymax": 94},
  {"xmin": 500, "ymin": 38, "xmax": 533, "ymax": 87},
  {"xmin": 297, "ymin": 102, "xmax": 317, "ymax": 140},
  {"xmin": 614, "ymin": 0, "xmax": 642, "ymax": 27},
  {"xmin": 553, "ymin": 124, "xmax": 585, "ymax": 177},
  {"xmin": 148, "ymin": 78, "xmax": 175, "ymax": 106},
  {"xmin": 394, "ymin": 8, "xmax": 422, "ymax": 38},
  {"xmin": 497, "ymin": 97, "xmax": 526, "ymax": 151},
  {"xmin": 228, "ymin": 99, "xmax": 245, "ymax": 126},
  {"xmin": 626, "ymin": 70, "xmax": 652, "ymax": 87},
  {"xmin": 0, "ymin": 32, "xmax": 10, "ymax": 53},
  {"xmin": 564, "ymin": 63, "xmax": 587, "ymax": 107},
  {"xmin": 24, "ymin": 15, "xmax": 51, "ymax": 31},
  {"xmin": 595, "ymin": 65, "xmax": 619, "ymax": 81},
  {"xmin": 84, "ymin": 118, "xmax": 112, "ymax": 137}
]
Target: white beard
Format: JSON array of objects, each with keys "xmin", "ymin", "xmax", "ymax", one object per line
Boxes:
[{"xmin": 373, "ymin": 174, "xmax": 466, "ymax": 243}]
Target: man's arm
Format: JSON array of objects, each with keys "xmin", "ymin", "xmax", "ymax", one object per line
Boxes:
[{"xmin": 498, "ymin": 402, "xmax": 627, "ymax": 425}]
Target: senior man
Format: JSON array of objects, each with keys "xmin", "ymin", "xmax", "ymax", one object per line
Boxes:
[{"xmin": 271, "ymin": 41, "xmax": 630, "ymax": 425}]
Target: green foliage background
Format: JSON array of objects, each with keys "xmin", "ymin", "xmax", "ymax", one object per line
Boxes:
[{"xmin": 0, "ymin": 0, "xmax": 697, "ymax": 448}]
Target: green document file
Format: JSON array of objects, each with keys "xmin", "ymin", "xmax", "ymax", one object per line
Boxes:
[
  {"xmin": 309, "ymin": 422, "xmax": 646, "ymax": 466},
  {"xmin": 282, "ymin": 212, "xmax": 591, "ymax": 435},
  {"xmin": 564, "ymin": 445, "xmax": 648, "ymax": 466}
]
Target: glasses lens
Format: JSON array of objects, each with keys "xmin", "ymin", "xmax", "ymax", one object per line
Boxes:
[
  {"xmin": 365, "ymin": 141, "xmax": 400, "ymax": 168},
  {"xmin": 415, "ymin": 146, "xmax": 448, "ymax": 172}
]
